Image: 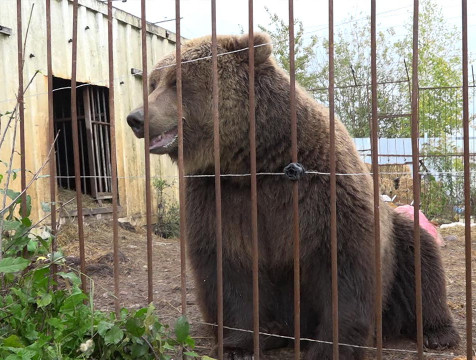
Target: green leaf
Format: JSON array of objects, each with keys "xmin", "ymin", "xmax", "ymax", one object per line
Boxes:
[
  {"xmin": 3, "ymin": 189, "xmax": 20, "ymax": 202},
  {"xmin": 46, "ymin": 317, "xmax": 64, "ymax": 329},
  {"xmin": 174, "ymin": 315, "xmax": 190, "ymax": 343},
  {"xmin": 60, "ymin": 292, "xmax": 87, "ymax": 313},
  {"xmin": 131, "ymin": 343, "xmax": 148, "ymax": 357},
  {"xmin": 202, "ymin": 356, "xmax": 217, "ymax": 360},
  {"xmin": 120, "ymin": 307, "xmax": 129, "ymax": 320},
  {"xmin": 104, "ymin": 326, "xmax": 124, "ymax": 345},
  {"xmin": 184, "ymin": 335, "xmax": 195, "ymax": 348},
  {"xmin": 2, "ymin": 220, "xmax": 20, "ymax": 231},
  {"xmin": 134, "ymin": 307, "xmax": 148, "ymax": 319},
  {"xmin": 57, "ymin": 271, "xmax": 81, "ymax": 287},
  {"xmin": 37, "ymin": 293, "xmax": 53, "ymax": 308},
  {"xmin": 41, "ymin": 202, "xmax": 51, "ymax": 213},
  {"xmin": 184, "ymin": 351, "xmax": 199, "ymax": 357},
  {"xmin": 126, "ymin": 317, "xmax": 145, "ymax": 337},
  {"xmin": 97, "ymin": 321, "xmax": 114, "ymax": 337},
  {"xmin": 0, "ymin": 257, "xmax": 30, "ymax": 273},
  {"xmin": 163, "ymin": 342, "xmax": 175, "ymax": 351},
  {"xmin": 21, "ymin": 217, "xmax": 32, "ymax": 227},
  {"xmin": 2, "ymin": 335, "xmax": 24, "ymax": 348},
  {"xmin": 26, "ymin": 239, "xmax": 38, "ymax": 252}
]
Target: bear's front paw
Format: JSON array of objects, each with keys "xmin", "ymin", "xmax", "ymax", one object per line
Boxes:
[
  {"xmin": 210, "ymin": 346, "xmax": 254, "ymax": 360},
  {"xmin": 224, "ymin": 348, "xmax": 254, "ymax": 360},
  {"xmin": 424, "ymin": 325, "xmax": 460, "ymax": 349}
]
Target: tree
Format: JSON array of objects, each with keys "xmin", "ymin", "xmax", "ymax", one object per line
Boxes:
[
  {"xmin": 258, "ymin": 7, "xmax": 319, "ymax": 91},
  {"xmin": 311, "ymin": 15, "xmax": 408, "ymax": 138},
  {"xmin": 395, "ymin": 0, "xmax": 463, "ymax": 137},
  {"xmin": 258, "ymin": 0, "xmax": 466, "ymax": 139}
]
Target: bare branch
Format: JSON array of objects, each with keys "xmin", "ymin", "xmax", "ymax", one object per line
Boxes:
[
  {"xmin": 0, "ymin": 70, "xmax": 40, "ymax": 152},
  {"xmin": 0, "ymin": 133, "xmax": 59, "ymax": 218}
]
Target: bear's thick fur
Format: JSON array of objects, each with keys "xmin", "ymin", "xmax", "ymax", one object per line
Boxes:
[{"xmin": 127, "ymin": 33, "xmax": 460, "ymax": 359}]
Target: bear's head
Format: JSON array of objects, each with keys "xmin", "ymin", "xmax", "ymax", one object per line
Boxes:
[{"xmin": 127, "ymin": 33, "xmax": 273, "ymax": 173}]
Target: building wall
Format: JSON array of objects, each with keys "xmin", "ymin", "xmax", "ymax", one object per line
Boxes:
[{"xmin": 0, "ymin": 0, "xmax": 179, "ymax": 222}]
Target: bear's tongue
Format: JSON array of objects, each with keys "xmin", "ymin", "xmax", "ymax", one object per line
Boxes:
[{"xmin": 149, "ymin": 126, "xmax": 178, "ymax": 151}]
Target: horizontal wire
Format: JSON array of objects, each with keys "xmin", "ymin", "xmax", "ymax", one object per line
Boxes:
[
  {"xmin": 196, "ymin": 321, "xmax": 459, "ymax": 358},
  {"xmin": 30, "ymin": 170, "xmax": 476, "ymax": 180}
]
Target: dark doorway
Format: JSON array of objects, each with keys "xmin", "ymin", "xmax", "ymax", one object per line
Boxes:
[{"xmin": 53, "ymin": 77, "xmax": 113, "ymax": 202}]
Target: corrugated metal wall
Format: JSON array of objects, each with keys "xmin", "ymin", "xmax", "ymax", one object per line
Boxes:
[{"xmin": 0, "ymin": 0, "xmax": 178, "ymax": 222}]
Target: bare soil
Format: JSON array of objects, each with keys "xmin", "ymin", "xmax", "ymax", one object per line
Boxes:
[{"xmin": 58, "ymin": 219, "xmax": 476, "ymax": 360}]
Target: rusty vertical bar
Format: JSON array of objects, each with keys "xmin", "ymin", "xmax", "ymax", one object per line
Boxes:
[
  {"xmin": 328, "ymin": 0, "xmax": 339, "ymax": 358},
  {"xmin": 211, "ymin": 0, "xmax": 224, "ymax": 358},
  {"xmin": 17, "ymin": 0, "xmax": 27, "ymax": 222},
  {"xmin": 107, "ymin": 0, "xmax": 120, "ymax": 317},
  {"xmin": 288, "ymin": 2, "xmax": 300, "ymax": 359},
  {"xmin": 70, "ymin": 0, "xmax": 87, "ymax": 291},
  {"xmin": 248, "ymin": 1, "xmax": 260, "ymax": 359},
  {"xmin": 461, "ymin": 0, "xmax": 473, "ymax": 357},
  {"xmin": 411, "ymin": 0, "xmax": 423, "ymax": 358},
  {"xmin": 175, "ymin": 0, "xmax": 187, "ymax": 315},
  {"xmin": 141, "ymin": 0, "xmax": 153, "ymax": 304},
  {"xmin": 370, "ymin": 0, "xmax": 382, "ymax": 359},
  {"xmin": 46, "ymin": 0, "xmax": 57, "ymax": 284}
]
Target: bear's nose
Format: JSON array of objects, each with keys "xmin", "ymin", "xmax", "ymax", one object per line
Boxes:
[{"xmin": 127, "ymin": 108, "xmax": 144, "ymax": 137}]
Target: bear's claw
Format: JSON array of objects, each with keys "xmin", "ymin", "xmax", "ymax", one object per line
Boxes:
[
  {"xmin": 423, "ymin": 326, "xmax": 460, "ymax": 349},
  {"xmin": 210, "ymin": 346, "xmax": 254, "ymax": 360}
]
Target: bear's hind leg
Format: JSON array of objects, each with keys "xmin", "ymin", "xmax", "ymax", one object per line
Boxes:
[{"xmin": 387, "ymin": 213, "xmax": 460, "ymax": 349}]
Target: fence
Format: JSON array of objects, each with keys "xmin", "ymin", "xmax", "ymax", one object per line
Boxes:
[{"xmin": 2, "ymin": 0, "xmax": 474, "ymax": 359}]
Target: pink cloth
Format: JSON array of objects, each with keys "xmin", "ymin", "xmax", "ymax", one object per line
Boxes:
[{"xmin": 394, "ymin": 205, "xmax": 445, "ymax": 247}]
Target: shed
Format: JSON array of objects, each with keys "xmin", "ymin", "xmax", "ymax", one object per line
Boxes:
[{"xmin": 1, "ymin": 0, "xmax": 179, "ymax": 223}]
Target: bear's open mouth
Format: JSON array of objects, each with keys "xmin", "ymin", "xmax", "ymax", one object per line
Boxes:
[{"xmin": 149, "ymin": 126, "xmax": 178, "ymax": 153}]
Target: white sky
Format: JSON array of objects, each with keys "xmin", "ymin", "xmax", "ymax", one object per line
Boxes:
[
  {"xmin": 113, "ymin": 0, "xmax": 475, "ymax": 56},
  {"xmin": 112, "ymin": 0, "xmax": 476, "ymax": 69}
]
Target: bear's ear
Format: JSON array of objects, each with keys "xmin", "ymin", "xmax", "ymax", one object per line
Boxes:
[{"xmin": 221, "ymin": 33, "xmax": 272, "ymax": 65}]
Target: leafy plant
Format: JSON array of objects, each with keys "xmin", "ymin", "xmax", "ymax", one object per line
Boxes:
[
  {"xmin": 0, "ymin": 176, "xmax": 210, "ymax": 359},
  {"xmin": 153, "ymin": 178, "xmax": 180, "ymax": 239},
  {"xmin": 420, "ymin": 136, "xmax": 464, "ymax": 220}
]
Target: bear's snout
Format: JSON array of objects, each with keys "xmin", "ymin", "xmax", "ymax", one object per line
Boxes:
[{"xmin": 127, "ymin": 108, "xmax": 144, "ymax": 138}]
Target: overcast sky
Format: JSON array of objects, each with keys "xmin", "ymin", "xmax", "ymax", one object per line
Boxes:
[
  {"xmin": 112, "ymin": 0, "xmax": 476, "ymax": 66},
  {"xmin": 114, "ymin": 0, "xmax": 475, "ymax": 49}
]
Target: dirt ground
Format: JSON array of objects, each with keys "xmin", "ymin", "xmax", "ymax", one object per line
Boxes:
[{"xmin": 58, "ymin": 218, "xmax": 476, "ymax": 360}]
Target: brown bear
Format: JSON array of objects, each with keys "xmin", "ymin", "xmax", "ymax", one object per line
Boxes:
[{"xmin": 127, "ymin": 33, "xmax": 460, "ymax": 359}]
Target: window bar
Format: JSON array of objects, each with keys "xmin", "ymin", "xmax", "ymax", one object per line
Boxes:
[
  {"xmin": 370, "ymin": 0, "xmax": 383, "ymax": 359},
  {"xmin": 107, "ymin": 0, "xmax": 121, "ymax": 317},
  {"xmin": 211, "ymin": 1, "xmax": 224, "ymax": 358},
  {"xmin": 91, "ymin": 92, "xmax": 103, "ymax": 194},
  {"xmin": 79, "ymin": 121, "xmax": 86, "ymax": 192},
  {"xmin": 288, "ymin": 1, "xmax": 301, "ymax": 359},
  {"xmin": 62, "ymin": 111, "xmax": 70, "ymax": 190},
  {"xmin": 411, "ymin": 0, "xmax": 423, "ymax": 357},
  {"xmin": 461, "ymin": 0, "xmax": 473, "ymax": 357},
  {"xmin": 70, "ymin": 0, "xmax": 87, "ymax": 292},
  {"xmin": 83, "ymin": 88, "xmax": 98, "ymax": 199},
  {"xmin": 96, "ymin": 90, "xmax": 108, "ymax": 193},
  {"xmin": 175, "ymin": 0, "xmax": 187, "ymax": 315},
  {"xmin": 101, "ymin": 91, "xmax": 112, "ymax": 193},
  {"xmin": 141, "ymin": 0, "xmax": 154, "ymax": 304},
  {"xmin": 328, "ymin": 0, "xmax": 339, "ymax": 358}
]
